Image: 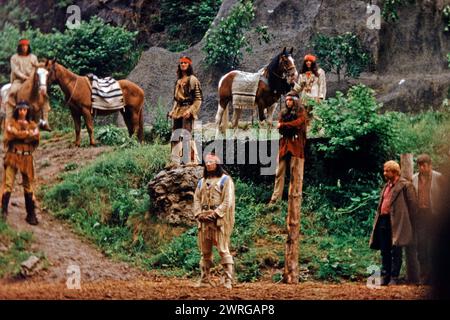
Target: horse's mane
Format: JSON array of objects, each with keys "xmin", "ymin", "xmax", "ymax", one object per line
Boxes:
[
  {"xmin": 266, "ymin": 53, "xmax": 293, "ymax": 95},
  {"xmin": 30, "ymin": 68, "xmax": 40, "ymax": 101}
]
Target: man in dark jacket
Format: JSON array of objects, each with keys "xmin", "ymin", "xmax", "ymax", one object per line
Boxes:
[{"xmin": 369, "ymin": 160, "xmax": 418, "ymax": 286}]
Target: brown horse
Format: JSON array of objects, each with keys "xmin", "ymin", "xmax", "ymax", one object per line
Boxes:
[
  {"xmin": 215, "ymin": 47, "xmax": 298, "ymax": 138},
  {"xmin": 15, "ymin": 66, "xmax": 49, "ymax": 123},
  {"xmin": 43, "ymin": 58, "xmax": 145, "ymax": 147},
  {"xmin": 0, "ymin": 67, "xmax": 48, "ymax": 132}
]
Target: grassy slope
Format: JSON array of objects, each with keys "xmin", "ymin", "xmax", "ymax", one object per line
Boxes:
[
  {"xmin": 41, "ymin": 108, "xmax": 450, "ymax": 283},
  {"xmin": 0, "ymin": 219, "xmax": 38, "ymax": 278}
]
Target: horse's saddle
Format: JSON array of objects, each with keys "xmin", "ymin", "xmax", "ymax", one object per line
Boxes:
[{"xmin": 89, "ymin": 75, "xmax": 125, "ymax": 111}]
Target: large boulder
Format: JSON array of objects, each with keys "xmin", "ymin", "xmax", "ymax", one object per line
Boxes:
[{"xmin": 148, "ymin": 165, "xmax": 203, "ymax": 226}]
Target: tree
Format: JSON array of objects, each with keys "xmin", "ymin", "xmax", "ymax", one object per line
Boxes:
[
  {"xmin": 202, "ymin": 0, "xmax": 271, "ymax": 71},
  {"xmin": 312, "ymin": 32, "xmax": 371, "ymax": 82}
]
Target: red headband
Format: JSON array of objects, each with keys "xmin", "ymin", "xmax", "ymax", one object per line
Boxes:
[
  {"xmin": 19, "ymin": 39, "xmax": 30, "ymax": 46},
  {"xmin": 304, "ymin": 54, "xmax": 316, "ymax": 62},
  {"xmin": 205, "ymin": 153, "xmax": 221, "ymax": 164},
  {"xmin": 179, "ymin": 57, "xmax": 192, "ymax": 64}
]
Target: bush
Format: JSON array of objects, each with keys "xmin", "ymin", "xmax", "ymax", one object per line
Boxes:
[
  {"xmin": 203, "ymin": 0, "xmax": 270, "ymax": 70},
  {"xmin": 151, "ymin": 100, "xmax": 172, "ymax": 143},
  {"xmin": 161, "ymin": 0, "xmax": 222, "ymax": 51},
  {"xmin": 96, "ymin": 125, "xmax": 132, "ymax": 146},
  {"xmin": 390, "ymin": 109, "xmax": 450, "ymax": 167},
  {"xmin": 382, "ymin": 0, "xmax": 405, "ymax": 22},
  {"xmin": 311, "ymin": 84, "xmax": 395, "ymax": 161},
  {"xmin": 312, "ymin": 32, "xmax": 371, "ymax": 81}
]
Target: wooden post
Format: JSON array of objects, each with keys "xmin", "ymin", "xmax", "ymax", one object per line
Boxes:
[
  {"xmin": 283, "ymin": 158, "xmax": 304, "ymax": 284},
  {"xmin": 400, "ymin": 153, "xmax": 414, "ymax": 181},
  {"xmin": 400, "ymin": 153, "xmax": 420, "ymax": 283}
]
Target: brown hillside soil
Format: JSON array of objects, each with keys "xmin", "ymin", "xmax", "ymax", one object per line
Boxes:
[{"xmin": 0, "ymin": 131, "xmax": 428, "ymax": 300}]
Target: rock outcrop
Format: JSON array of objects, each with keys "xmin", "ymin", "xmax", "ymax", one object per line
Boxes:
[{"xmin": 148, "ymin": 165, "xmax": 203, "ymax": 226}]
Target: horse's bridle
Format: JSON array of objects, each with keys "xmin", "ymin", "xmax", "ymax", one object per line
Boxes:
[{"xmin": 271, "ymin": 55, "xmax": 296, "ymax": 81}]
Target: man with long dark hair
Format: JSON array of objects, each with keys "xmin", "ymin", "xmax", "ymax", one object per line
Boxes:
[
  {"xmin": 167, "ymin": 55, "xmax": 202, "ymax": 167},
  {"xmin": 193, "ymin": 153, "xmax": 235, "ymax": 289},
  {"xmin": 1, "ymin": 101, "xmax": 40, "ymax": 225},
  {"xmin": 269, "ymin": 91, "xmax": 307, "ymax": 204},
  {"xmin": 6, "ymin": 39, "xmax": 52, "ymax": 131},
  {"xmin": 293, "ymin": 54, "xmax": 326, "ymax": 118}
]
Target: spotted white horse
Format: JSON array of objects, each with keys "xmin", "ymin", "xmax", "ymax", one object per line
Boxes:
[{"xmin": 215, "ymin": 47, "xmax": 298, "ymax": 139}]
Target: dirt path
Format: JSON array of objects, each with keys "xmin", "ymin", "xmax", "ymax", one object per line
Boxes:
[
  {"xmin": 1, "ymin": 132, "xmax": 146, "ymax": 284},
  {"xmin": 0, "ymin": 131, "xmax": 428, "ymax": 299},
  {"xmin": 0, "ymin": 278, "xmax": 428, "ymax": 300}
]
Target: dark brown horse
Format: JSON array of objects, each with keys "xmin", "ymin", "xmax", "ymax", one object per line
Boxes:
[
  {"xmin": 215, "ymin": 47, "xmax": 298, "ymax": 138},
  {"xmin": 43, "ymin": 58, "xmax": 145, "ymax": 147}
]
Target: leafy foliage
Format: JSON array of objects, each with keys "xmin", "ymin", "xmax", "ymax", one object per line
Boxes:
[
  {"xmin": 0, "ymin": 0, "xmax": 36, "ymax": 31},
  {"xmin": 444, "ymin": 5, "xmax": 450, "ymax": 33},
  {"xmin": 311, "ymin": 84, "xmax": 395, "ymax": 158},
  {"xmin": 161, "ymin": 0, "xmax": 222, "ymax": 52},
  {"xmin": 95, "ymin": 125, "xmax": 138, "ymax": 147},
  {"xmin": 151, "ymin": 100, "xmax": 172, "ymax": 143},
  {"xmin": 390, "ymin": 109, "xmax": 450, "ymax": 167},
  {"xmin": 0, "ymin": 17, "xmax": 140, "ymax": 84},
  {"xmin": 312, "ymin": 32, "xmax": 371, "ymax": 81},
  {"xmin": 381, "ymin": 0, "xmax": 409, "ymax": 22},
  {"xmin": 203, "ymin": 0, "xmax": 270, "ymax": 70}
]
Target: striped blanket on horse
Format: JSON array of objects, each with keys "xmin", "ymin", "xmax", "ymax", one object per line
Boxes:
[
  {"xmin": 231, "ymin": 70, "xmax": 263, "ymax": 110},
  {"xmin": 90, "ymin": 75, "xmax": 124, "ymax": 110}
]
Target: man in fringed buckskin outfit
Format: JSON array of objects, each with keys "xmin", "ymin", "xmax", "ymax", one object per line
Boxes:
[{"xmin": 193, "ymin": 153, "xmax": 235, "ymax": 289}]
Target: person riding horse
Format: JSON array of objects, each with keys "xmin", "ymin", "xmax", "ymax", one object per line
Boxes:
[{"xmin": 6, "ymin": 38, "xmax": 52, "ymax": 131}]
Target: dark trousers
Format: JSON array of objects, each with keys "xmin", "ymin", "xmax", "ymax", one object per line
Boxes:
[
  {"xmin": 377, "ymin": 215, "xmax": 403, "ymax": 279},
  {"xmin": 416, "ymin": 208, "xmax": 433, "ymax": 283}
]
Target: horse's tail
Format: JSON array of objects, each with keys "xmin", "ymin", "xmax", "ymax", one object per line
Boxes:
[{"xmin": 137, "ymin": 101, "xmax": 144, "ymax": 142}]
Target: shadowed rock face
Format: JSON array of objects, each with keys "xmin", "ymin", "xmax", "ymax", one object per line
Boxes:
[
  {"xmin": 148, "ymin": 165, "xmax": 204, "ymax": 226},
  {"xmin": 17, "ymin": 0, "xmax": 450, "ymax": 120}
]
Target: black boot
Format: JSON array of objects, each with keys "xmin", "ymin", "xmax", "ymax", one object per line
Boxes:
[
  {"xmin": 24, "ymin": 193, "xmax": 38, "ymax": 225},
  {"xmin": 1, "ymin": 192, "xmax": 11, "ymax": 219}
]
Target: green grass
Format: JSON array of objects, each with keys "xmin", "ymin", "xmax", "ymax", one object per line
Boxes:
[
  {"xmin": 0, "ymin": 219, "xmax": 42, "ymax": 278},
  {"xmin": 41, "ymin": 143, "xmax": 170, "ymax": 264}
]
